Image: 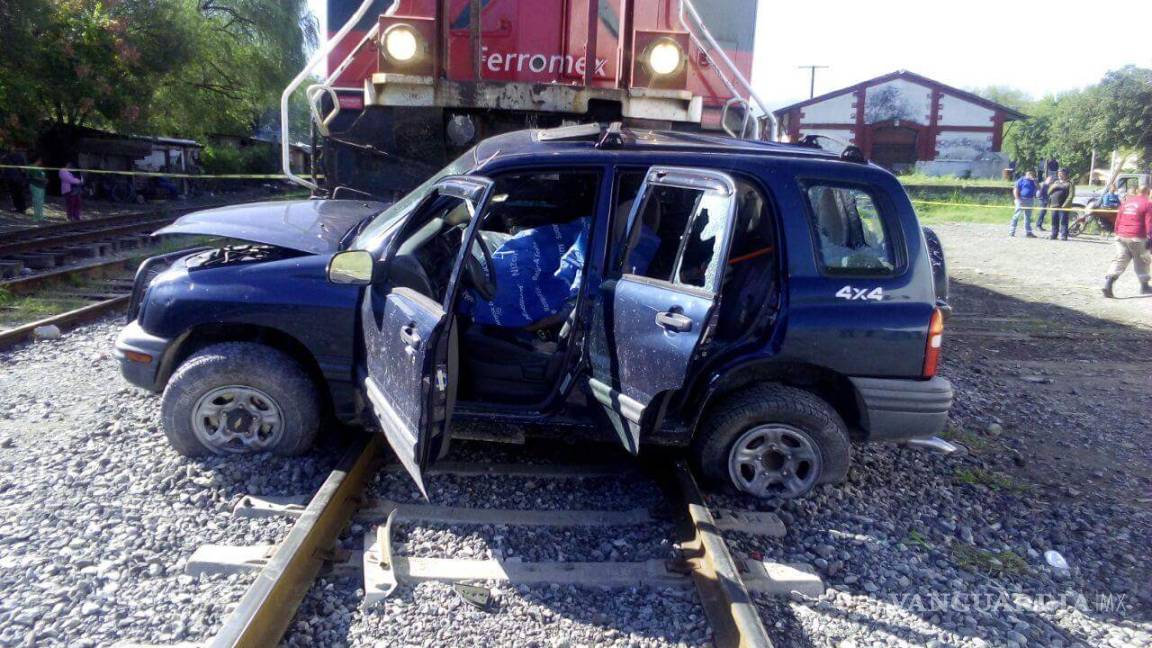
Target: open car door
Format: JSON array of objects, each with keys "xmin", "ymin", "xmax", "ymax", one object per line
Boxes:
[
  {"xmin": 587, "ymin": 167, "xmax": 738, "ymax": 453},
  {"xmin": 360, "ymin": 176, "xmax": 495, "ymax": 496}
]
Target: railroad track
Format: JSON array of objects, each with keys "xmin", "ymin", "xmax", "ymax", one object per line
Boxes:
[
  {"xmin": 189, "ymin": 436, "xmax": 825, "ymax": 647},
  {"xmin": 0, "ymin": 195, "xmax": 273, "ymax": 277},
  {"xmin": 0, "ymin": 272, "xmax": 135, "ymax": 350}
]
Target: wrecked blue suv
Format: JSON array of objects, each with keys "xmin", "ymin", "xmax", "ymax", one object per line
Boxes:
[{"xmin": 114, "ymin": 125, "xmax": 953, "ymax": 499}]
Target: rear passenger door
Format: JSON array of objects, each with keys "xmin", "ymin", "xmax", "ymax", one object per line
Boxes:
[{"xmin": 586, "ymin": 167, "xmax": 738, "ymax": 453}]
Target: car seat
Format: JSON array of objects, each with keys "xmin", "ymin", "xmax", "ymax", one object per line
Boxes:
[{"xmin": 461, "ymin": 306, "xmax": 575, "ymax": 403}]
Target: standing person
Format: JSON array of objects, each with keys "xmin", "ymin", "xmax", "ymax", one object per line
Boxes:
[
  {"xmin": 1101, "ymin": 185, "xmax": 1152, "ymax": 297},
  {"xmin": 2, "ymin": 148, "xmax": 28, "ymax": 214},
  {"xmin": 1047, "ymin": 169, "xmax": 1074, "ymax": 240},
  {"xmin": 1035, "ymin": 174, "xmax": 1054, "ymax": 231},
  {"xmin": 1009, "ymin": 171, "xmax": 1038, "ymax": 237},
  {"xmin": 26, "ymin": 157, "xmax": 47, "ymax": 221},
  {"xmin": 59, "ymin": 162, "xmax": 84, "ymax": 222}
]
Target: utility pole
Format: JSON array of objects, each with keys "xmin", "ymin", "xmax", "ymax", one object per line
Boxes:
[{"xmin": 798, "ymin": 65, "xmax": 829, "ymax": 99}]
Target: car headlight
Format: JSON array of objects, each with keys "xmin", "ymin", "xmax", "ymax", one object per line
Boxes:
[
  {"xmin": 645, "ymin": 38, "xmax": 684, "ymax": 76},
  {"xmin": 383, "ymin": 24, "xmax": 420, "ymax": 63}
]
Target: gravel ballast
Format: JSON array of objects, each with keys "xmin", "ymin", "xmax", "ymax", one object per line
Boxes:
[
  {"xmin": 0, "ymin": 223, "xmax": 1148, "ymax": 647},
  {"xmin": 0, "ymin": 323, "xmax": 338, "ymax": 647}
]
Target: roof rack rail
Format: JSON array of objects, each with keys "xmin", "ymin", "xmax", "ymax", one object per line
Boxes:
[
  {"xmin": 536, "ymin": 123, "xmax": 604, "ymax": 142},
  {"xmin": 595, "ymin": 123, "xmax": 625, "ymax": 149}
]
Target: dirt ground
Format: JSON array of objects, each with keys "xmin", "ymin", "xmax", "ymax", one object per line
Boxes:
[
  {"xmin": 933, "ymin": 222, "xmax": 1152, "ymax": 328},
  {"xmin": 933, "ymin": 223, "xmax": 1151, "ymax": 505}
]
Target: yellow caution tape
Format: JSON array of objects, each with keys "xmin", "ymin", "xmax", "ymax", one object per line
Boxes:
[
  {"xmin": 0, "ymin": 163, "xmax": 320, "ymax": 180},
  {"xmin": 909, "ymin": 198, "xmax": 1118, "ymax": 214}
]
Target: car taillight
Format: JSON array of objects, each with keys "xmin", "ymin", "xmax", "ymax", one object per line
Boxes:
[{"xmin": 923, "ymin": 307, "xmax": 945, "ymax": 378}]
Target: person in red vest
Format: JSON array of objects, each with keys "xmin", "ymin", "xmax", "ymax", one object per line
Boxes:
[{"xmin": 1101, "ymin": 184, "xmax": 1152, "ymax": 298}]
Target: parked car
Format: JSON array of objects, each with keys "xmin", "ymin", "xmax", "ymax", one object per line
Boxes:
[
  {"xmin": 114, "ymin": 124, "xmax": 953, "ymax": 499},
  {"xmin": 1073, "ymin": 173, "xmax": 1151, "ymax": 212}
]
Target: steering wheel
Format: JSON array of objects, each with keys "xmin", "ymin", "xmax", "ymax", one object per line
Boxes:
[{"xmin": 462, "ymin": 229, "xmax": 498, "ymax": 302}]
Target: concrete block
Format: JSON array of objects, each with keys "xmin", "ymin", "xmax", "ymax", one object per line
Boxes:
[{"xmin": 744, "ymin": 560, "xmax": 825, "ymax": 597}]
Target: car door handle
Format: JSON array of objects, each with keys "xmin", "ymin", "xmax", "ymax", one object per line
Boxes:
[
  {"xmin": 399, "ymin": 324, "xmax": 422, "ymax": 349},
  {"xmin": 655, "ymin": 311, "xmax": 693, "ymax": 333}
]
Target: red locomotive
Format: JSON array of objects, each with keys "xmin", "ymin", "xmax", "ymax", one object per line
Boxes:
[{"xmin": 294, "ymin": 0, "xmax": 767, "ymax": 196}]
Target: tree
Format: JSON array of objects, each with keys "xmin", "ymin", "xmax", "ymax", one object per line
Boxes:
[
  {"xmin": 989, "ymin": 67, "xmax": 1152, "ymax": 176},
  {"xmin": 968, "ymin": 85, "xmax": 1033, "ymax": 113},
  {"xmin": 1087, "ymin": 66, "xmax": 1152, "ymax": 167},
  {"xmin": 0, "ymin": 0, "xmax": 316, "ymax": 144},
  {"xmin": 0, "ymin": 0, "xmax": 193, "ymax": 135},
  {"xmin": 147, "ymin": 0, "xmax": 318, "ymax": 138}
]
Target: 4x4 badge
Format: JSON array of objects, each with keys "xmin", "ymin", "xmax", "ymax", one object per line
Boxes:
[{"xmin": 835, "ymin": 285, "xmax": 884, "ymax": 301}]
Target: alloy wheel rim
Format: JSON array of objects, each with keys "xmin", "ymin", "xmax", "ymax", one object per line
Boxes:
[
  {"xmin": 727, "ymin": 424, "xmax": 822, "ymax": 498},
  {"xmin": 191, "ymin": 385, "xmax": 284, "ymax": 454}
]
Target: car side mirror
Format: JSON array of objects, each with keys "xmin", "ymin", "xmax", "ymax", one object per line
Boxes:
[{"xmin": 327, "ymin": 250, "xmax": 374, "ymax": 285}]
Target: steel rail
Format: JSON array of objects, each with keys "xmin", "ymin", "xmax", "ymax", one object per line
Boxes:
[
  {"xmin": 0, "ymin": 217, "xmax": 174, "ymax": 257},
  {"xmin": 208, "ymin": 435, "xmax": 383, "ymax": 648},
  {"xmin": 0, "ymin": 294, "xmax": 130, "ymax": 351},
  {"xmin": 1, "ymin": 212, "xmax": 174, "ymax": 243},
  {"xmin": 0, "ymin": 257, "xmax": 136, "ymax": 296},
  {"xmin": 672, "ymin": 461, "xmax": 774, "ymax": 648}
]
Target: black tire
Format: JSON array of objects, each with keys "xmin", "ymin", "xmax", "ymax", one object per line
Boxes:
[
  {"xmin": 693, "ymin": 384, "xmax": 851, "ymax": 499},
  {"xmin": 160, "ymin": 342, "xmax": 320, "ymax": 457},
  {"xmin": 1067, "ymin": 219, "xmax": 1084, "ymax": 237}
]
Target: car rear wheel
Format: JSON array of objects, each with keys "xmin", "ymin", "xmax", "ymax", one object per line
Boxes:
[
  {"xmin": 160, "ymin": 342, "xmax": 319, "ymax": 457},
  {"xmin": 693, "ymin": 384, "xmax": 850, "ymax": 499}
]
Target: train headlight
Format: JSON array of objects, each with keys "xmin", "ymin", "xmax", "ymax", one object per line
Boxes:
[
  {"xmin": 383, "ymin": 24, "xmax": 420, "ymax": 63},
  {"xmin": 645, "ymin": 38, "xmax": 684, "ymax": 76}
]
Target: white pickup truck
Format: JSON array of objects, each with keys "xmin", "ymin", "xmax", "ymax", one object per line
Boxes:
[{"xmin": 1073, "ymin": 173, "xmax": 1150, "ymax": 209}]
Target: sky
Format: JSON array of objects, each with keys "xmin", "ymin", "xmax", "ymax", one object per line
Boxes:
[
  {"xmin": 307, "ymin": 0, "xmax": 1151, "ymax": 110},
  {"xmin": 750, "ymin": 0, "xmax": 1152, "ymax": 109}
]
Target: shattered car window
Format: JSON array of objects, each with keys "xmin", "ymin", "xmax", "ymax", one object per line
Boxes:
[
  {"xmin": 624, "ymin": 185, "xmax": 731, "ymax": 292},
  {"xmin": 805, "ymin": 185, "xmax": 895, "ymax": 274}
]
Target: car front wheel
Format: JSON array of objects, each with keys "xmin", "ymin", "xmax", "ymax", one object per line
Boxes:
[
  {"xmin": 693, "ymin": 384, "xmax": 851, "ymax": 499},
  {"xmin": 160, "ymin": 342, "xmax": 320, "ymax": 457}
]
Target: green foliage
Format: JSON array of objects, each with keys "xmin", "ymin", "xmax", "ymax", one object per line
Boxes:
[
  {"xmin": 954, "ymin": 467, "xmax": 1028, "ymax": 492},
  {"xmin": 952, "ymin": 544, "xmax": 1031, "ymax": 577},
  {"xmin": 199, "ymin": 144, "xmax": 278, "ymax": 175},
  {"xmin": 903, "ymin": 530, "xmax": 932, "ymax": 550},
  {"xmin": 968, "ymin": 85, "xmax": 1032, "ymax": 112},
  {"xmin": 0, "ymin": 0, "xmax": 316, "ymax": 143},
  {"xmin": 1001, "ymin": 67, "xmax": 1152, "ymax": 174},
  {"xmin": 148, "ymin": 0, "xmax": 319, "ymax": 138}
]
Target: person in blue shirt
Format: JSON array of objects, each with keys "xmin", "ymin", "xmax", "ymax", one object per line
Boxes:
[
  {"xmin": 1099, "ymin": 184, "xmax": 1121, "ymax": 209},
  {"xmin": 1010, "ymin": 171, "xmax": 1038, "ymax": 237}
]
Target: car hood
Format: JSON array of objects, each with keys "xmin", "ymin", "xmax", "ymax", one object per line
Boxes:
[{"xmin": 155, "ymin": 199, "xmax": 389, "ymax": 254}]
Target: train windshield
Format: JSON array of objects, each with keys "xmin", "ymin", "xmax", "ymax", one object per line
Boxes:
[{"xmin": 352, "ymin": 147, "xmax": 478, "ymax": 249}]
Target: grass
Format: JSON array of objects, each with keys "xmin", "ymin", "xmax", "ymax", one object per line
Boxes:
[
  {"xmin": 905, "ymin": 186, "xmax": 1019, "ymax": 225},
  {"xmin": 941, "ymin": 426, "xmax": 990, "ymax": 452},
  {"xmin": 0, "ymin": 295, "xmax": 91, "ymax": 326},
  {"xmin": 898, "ymin": 172, "xmax": 1011, "ymax": 188},
  {"xmin": 903, "ymin": 529, "xmax": 933, "ymax": 550},
  {"xmin": 954, "ymin": 467, "xmax": 1029, "ymax": 493},
  {"xmin": 952, "ymin": 544, "xmax": 1031, "ymax": 576}
]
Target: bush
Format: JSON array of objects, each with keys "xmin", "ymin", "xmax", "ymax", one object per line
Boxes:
[{"xmin": 199, "ymin": 144, "xmax": 279, "ymax": 176}]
